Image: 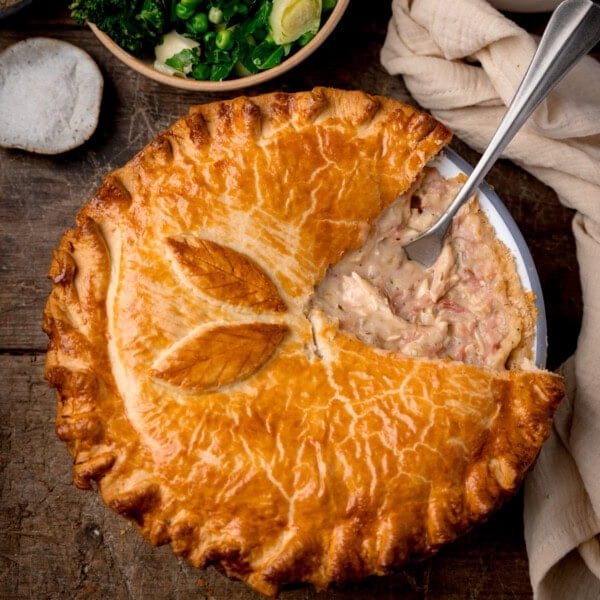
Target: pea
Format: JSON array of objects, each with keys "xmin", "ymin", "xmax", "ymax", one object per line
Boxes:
[
  {"xmin": 189, "ymin": 12, "xmax": 209, "ymax": 33},
  {"xmin": 191, "ymin": 63, "xmax": 211, "ymax": 80},
  {"xmin": 175, "ymin": 2, "xmax": 195, "ymax": 20},
  {"xmin": 180, "ymin": 0, "xmax": 202, "ymax": 7}
]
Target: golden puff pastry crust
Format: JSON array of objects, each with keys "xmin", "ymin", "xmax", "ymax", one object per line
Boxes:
[{"xmin": 43, "ymin": 88, "xmax": 564, "ymax": 597}]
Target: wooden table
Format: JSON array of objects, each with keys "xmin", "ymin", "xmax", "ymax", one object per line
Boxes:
[{"xmin": 0, "ymin": 2, "xmax": 583, "ymax": 598}]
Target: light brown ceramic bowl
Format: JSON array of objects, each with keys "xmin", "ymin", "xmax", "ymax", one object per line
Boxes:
[{"xmin": 89, "ymin": 0, "xmax": 350, "ymax": 92}]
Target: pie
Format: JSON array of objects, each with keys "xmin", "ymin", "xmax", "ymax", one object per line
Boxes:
[{"xmin": 43, "ymin": 88, "xmax": 564, "ymax": 597}]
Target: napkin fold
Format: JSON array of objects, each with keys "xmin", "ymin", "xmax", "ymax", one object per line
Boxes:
[{"xmin": 381, "ymin": 1, "xmax": 600, "ymax": 598}]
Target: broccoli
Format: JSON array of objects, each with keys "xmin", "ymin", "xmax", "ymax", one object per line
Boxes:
[{"xmin": 70, "ymin": 0, "xmax": 172, "ymax": 56}]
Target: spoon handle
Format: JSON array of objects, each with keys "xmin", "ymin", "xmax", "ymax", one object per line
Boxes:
[{"xmin": 436, "ymin": 0, "xmax": 600, "ymax": 237}]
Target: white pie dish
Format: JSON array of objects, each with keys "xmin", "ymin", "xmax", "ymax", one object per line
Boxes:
[{"xmin": 430, "ymin": 148, "xmax": 547, "ymax": 368}]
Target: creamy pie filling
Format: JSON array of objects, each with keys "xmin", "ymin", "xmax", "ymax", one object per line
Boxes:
[{"xmin": 313, "ymin": 166, "xmax": 531, "ymax": 370}]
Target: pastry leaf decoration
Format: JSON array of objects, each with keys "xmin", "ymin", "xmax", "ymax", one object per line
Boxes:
[
  {"xmin": 152, "ymin": 323, "xmax": 288, "ymax": 392},
  {"xmin": 167, "ymin": 236, "xmax": 287, "ymax": 312}
]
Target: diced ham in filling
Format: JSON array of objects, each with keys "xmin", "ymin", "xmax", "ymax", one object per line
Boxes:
[{"xmin": 313, "ymin": 167, "xmax": 531, "ymax": 370}]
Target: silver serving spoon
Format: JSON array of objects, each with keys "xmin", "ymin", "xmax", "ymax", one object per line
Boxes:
[{"xmin": 403, "ymin": 0, "xmax": 600, "ymax": 267}]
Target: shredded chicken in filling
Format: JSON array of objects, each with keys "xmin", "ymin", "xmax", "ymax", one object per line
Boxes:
[{"xmin": 313, "ymin": 167, "xmax": 530, "ymax": 370}]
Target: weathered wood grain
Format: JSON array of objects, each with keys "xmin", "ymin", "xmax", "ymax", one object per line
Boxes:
[
  {"xmin": 0, "ymin": 2, "xmax": 585, "ymax": 598},
  {"xmin": 0, "ymin": 355, "xmax": 533, "ymax": 599}
]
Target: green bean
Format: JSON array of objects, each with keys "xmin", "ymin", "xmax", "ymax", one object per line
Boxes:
[{"xmin": 215, "ymin": 28, "xmax": 234, "ymax": 50}]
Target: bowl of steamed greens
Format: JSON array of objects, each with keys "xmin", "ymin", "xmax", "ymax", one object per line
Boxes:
[{"xmin": 72, "ymin": 0, "xmax": 349, "ymax": 91}]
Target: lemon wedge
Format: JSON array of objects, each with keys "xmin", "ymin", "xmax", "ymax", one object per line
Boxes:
[{"xmin": 268, "ymin": 0, "xmax": 322, "ymax": 45}]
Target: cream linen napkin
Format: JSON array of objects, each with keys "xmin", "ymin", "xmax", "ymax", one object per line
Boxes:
[{"xmin": 381, "ymin": 1, "xmax": 600, "ymax": 598}]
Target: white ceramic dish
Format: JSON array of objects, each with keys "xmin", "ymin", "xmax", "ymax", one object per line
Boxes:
[
  {"xmin": 90, "ymin": 0, "xmax": 349, "ymax": 92},
  {"xmin": 431, "ymin": 148, "xmax": 547, "ymax": 367}
]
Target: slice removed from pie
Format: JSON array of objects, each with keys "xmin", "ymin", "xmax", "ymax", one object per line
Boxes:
[{"xmin": 43, "ymin": 88, "xmax": 564, "ymax": 597}]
